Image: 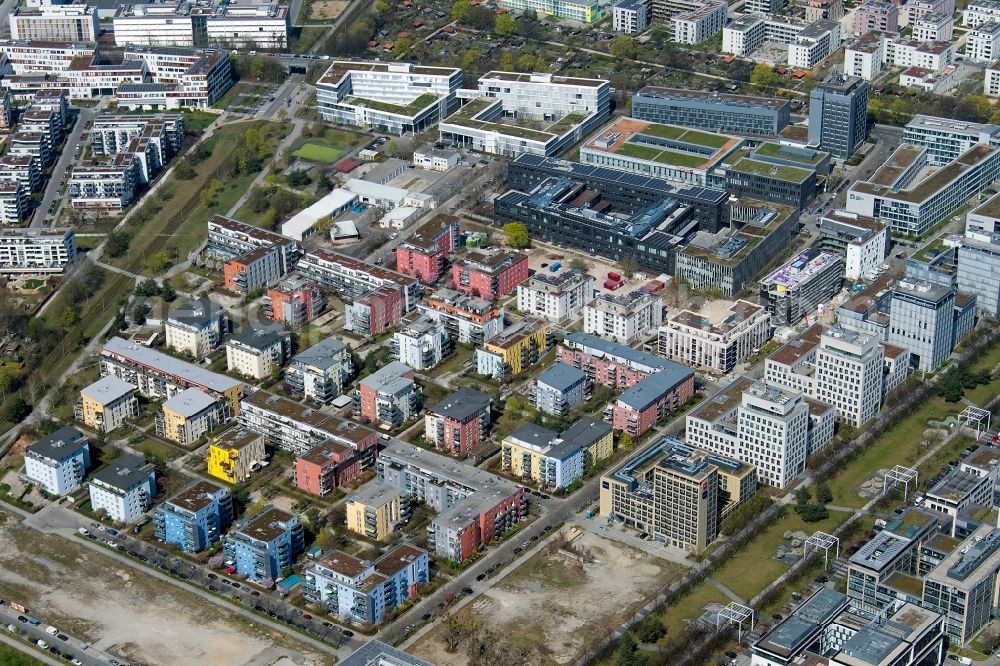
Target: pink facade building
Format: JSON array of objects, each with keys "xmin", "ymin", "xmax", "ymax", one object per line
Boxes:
[
  {"xmin": 452, "ymin": 250, "xmax": 528, "ymax": 301},
  {"xmin": 854, "ymin": 1, "xmax": 898, "ymax": 34},
  {"xmin": 394, "ymin": 214, "xmax": 460, "ymax": 285},
  {"xmin": 356, "ymin": 361, "xmax": 421, "ymax": 428},
  {"xmin": 295, "ymin": 441, "xmax": 368, "ymax": 496},
  {"xmin": 607, "ymin": 370, "xmax": 695, "ymax": 437},
  {"xmin": 346, "ymin": 286, "xmax": 403, "ymax": 336}
]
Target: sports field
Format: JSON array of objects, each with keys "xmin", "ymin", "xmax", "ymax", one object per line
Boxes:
[{"xmin": 294, "ymin": 143, "xmax": 344, "ymax": 163}]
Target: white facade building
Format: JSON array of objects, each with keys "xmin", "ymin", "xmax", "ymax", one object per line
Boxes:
[
  {"xmin": 165, "ymin": 299, "xmax": 228, "ymax": 358},
  {"xmin": 967, "ymin": 21, "xmax": 1000, "ymax": 62},
  {"xmin": 225, "ymin": 330, "xmax": 290, "ymax": 380},
  {"xmin": 788, "ymin": 19, "xmax": 842, "ymax": 68},
  {"xmin": 87, "ymin": 454, "xmax": 156, "ymax": 523},
  {"xmin": 113, "ymin": 0, "xmax": 290, "ymax": 48},
  {"xmin": 391, "ymin": 315, "xmax": 448, "ymax": 371},
  {"xmin": 583, "ymin": 289, "xmax": 663, "ymax": 345},
  {"xmin": 0, "ymin": 226, "xmax": 76, "ymax": 274},
  {"xmin": 23, "ymin": 426, "xmax": 89, "ymax": 496},
  {"xmin": 672, "ymin": 2, "xmax": 727, "ymax": 45},
  {"xmin": 658, "ymin": 300, "xmax": 771, "ymax": 374},
  {"xmin": 913, "ymin": 11, "xmax": 954, "ymax": 41},
  {"xmin": 613, "ymin": 0, "xmax": 650, "ymax": 33},
  {"xmin": 516, "ymin": 270, "xmax": 595, "ymax": 322},
  {"xmin": 964, "ymin": 0, "xmax": 1000, "ymax": 27}
]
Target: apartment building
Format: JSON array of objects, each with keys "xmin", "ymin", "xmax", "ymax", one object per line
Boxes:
[
  {"xmin": 207, "ymin": 427, "xmax": 266, "ymax": 484},
  {"xmin": 417, "ymin": 288, "xmax": 505, "ymax": 345},
  {"xmin": 606, "ymin": 362, "xmax": 695, "ymax": 437},
  {"xmin": 905, "ymin": 0, "xmax": 954, "ymax": 24},
  {"xmin": 376, "ymin": 441, "xmax": 527, "ymax": 562},
  {"xmin": 559, "ymin": 331, "xmax": 681, "ymax": 389},
  {"xmin": 844, "ymin": 32, "xmax": 887, "ymax": 80},
  {"xmin": 394, "ymin": 214, "xmax": 459, "ymax": 285},
  {"xmin": 423, "ymin": 387, "xmax": 492, "ymax": 457},
  {"xmin": 264, "ymin": 276, "xmax": 324, "ymax": 327},
  {"xmin": 87, "ymin": 454, "xmax": 156, "ymax": 523},
  {"xmin": 153, "ymin": 479, "xmax": 233, "ymax": 553},
  {"xmin": 817, "ymin": 210, "xmax": 889, "ymax": 280},
  {"xmin": 224, "ymin": 329, "xmax": 291, "ymax": 380},
  {"xmin": 88, "ymin": 114, "xmax": 185, "ymax": 177},
  {"xmin": 967, "ymin": 21, "xmax": 1000, "ymax": 62},
  {"xmin": 502, "ymin": 417, "xmax": 613, "ymax": 489},
  {"xmin": 631, "ymin": 86, "xmax": 789, "ymax": 136},
  {"xmin": 78, "ymin": 375, "xmax": 139, "ymax": 433},
  {"xmin": 0, "ymin": 155, "xmax": 42, "ymax": 194},
  {"xmin": 0, "ymin": 227, "xmax": 75, "ymax": 274},
  {"xmin": 284, "ymin": 337, "xmax": 353, "ymax": 404},
  {"xmin": 0, "ymin": 181, "xmax": 26, "ymax": 226},
  {"xmin": 966, "ymin": 0, "xmax": 1000, "ymax": 26},
  {"xmin": 157, "ymin": 387, "xmax": 225, "ymax": 446},
  {"xmin": 583, "ymin": 289, "xmax": 663, "ymax": 345},
  {"xmin": 854, "ymin": 0, "xmax": 897, "ymax": 32},
  {"xmin": 224, "ymin": 507, "xmax": 304, "ymax": 581},
  {"xmin": 391, "ymin": 314, "xmax": 448, "ymax": 371},
  {"xmin": 298, "ymin": 248, "xmax": 420, "ymax": 313},
  {"xmin": 808, "ymin": 74, "xmax": 869, "ymax": 159},
  {"xmin": 118, "ymin": 47, "xmax": 232, "ymax": 109},
  {"xmin": 356, "ymin": 362, "xmax": 421, "ymax": 428},
  {"xmin": 452, "ymin": 250, "xmax": 528, "ymax": 302},
  {"xmin": 672, "ymin": 2, "xmax": 727, "ymax": 45},
  {"xmin": 613, "ymin": 0, "xmax": 650, "ymax": 33},
  {"xmin": 498, "ymin": 0, "xmax": 603, "ymax": 21},
  {"xmin": 295, "ymin": 441, "xmax": 366, "ymax": 497},
  {"xmin": 759, "ymin": 249, "xmax": 844, "ymax": 327},
  {"xmin": 302, "ymin": 544, "xmax": 429, "ymax": 626},
  {"xmin": 66, "ymin": 158, "xmax": 137, "ymax": 211},
  {"xmin": 345, "ymin": 483, "xmax": 409, "ymax": 540},
  {"xmin": 600, "ymin": 436, "xmax": 756, "ymax": 553},
  {"xmin": 474, "ymin": 318, "xmax": 551, "ymax": 381},
  {"xmin": 788, "ymin": 19, "xmax": 842, "ymax": 69},
  {"xmin": 164, "ymin": 298, "xmax": 228, "ymax": 358},
  {"xmin": 658, "ymin": 300, "xmax": 769, "ymax": 374},
  {"xmin": 516, "ymin": 270, "xmax": 594, "ymax": 323},
  {"xmin": 534, "ymin": 364, "xmax": 589, "ymax": 416},
  {"xmin": 23, "ymin": 426, "xmax": 89, "ymax": 496},
  {"xmin": 317, "ymin": 61, "xmax": 462, "ymax": 135},
  {"xmin": 207, "ymin": 215, "xmax": 298, "ymax": 295},
  {"xmin": 10, "ymin": 5, "xmax": 98, "ymax": 42},
  {"xmin": 100, "ymin": 336, "xmax": 245, "ymax": 417},
  {"xmin": 913, "ymin": 11, "xmax": 954, "ymax": 41}
]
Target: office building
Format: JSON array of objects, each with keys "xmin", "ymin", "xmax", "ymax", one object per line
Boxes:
[
  {"xmin": 440, "ymin": 72, "xmax": 611, "ymax": 158},
  {"xmin": 77, "ymin": 375, "xmax": 139, "ymax": 434},
  {"xmin": 474, "ymin": 318, "xmax": 552, "ymax": 381},
  {"xmin": 583, "ymin": 289, "xmax": 663, "ymax": 345},
  {"xmin": 923, "ymin": 526, "xmax": 1000, "ymax": 645},
  {"xmin": 87, "ymin": 454, "xmax": 156, "ymax": 523},
  {"xmin": 345, "ymin": 484, "xmax": 409, "ymax": 541},
  {"xmin": 113, "ymin": 1, "xmax": 290, "ymax": 49},
  {"xmin": 502, "ymin": 417, "xmax": 613, "ymax": 489},
  {"xmin": 340, "ymin": 641, "xmax": 433, "ymax": 666},
  {"xmin": 721, "ymin": 149, "xmax": 820, "ymax": 210},
  {"xmin": 424, "ymin": 387, "xmax": 492, "ymax": 457},
  {"xmin": 355, "ymin": 362, "xmax": 421, "ymax": 428},
  {"xmin": 613, "ymin": 0, "xmax": 650, "ymax": 33},
  {"xmin": 164, "ymin": 298, "xmax": 228, "ymax": 358},
  {"xmin": 534, "ymin": 364, "xmax": 589, "ymax": 416},
  {"xmin": 417, "ymin": 288, "xmax": 505, "ymax": 345},
  {"xmin": 10, "ymin": 5, "xmax": 99, "ymax": 42},
  {"xmin": 600, "ymin": 436, "xmax": 756, "ymax": 552},
  {"xmin": 153, "ymin": 479, "xmax": 233, "ymax": 553},
  {"xmin": 377, "ymin": 441, "xmax": 527, "ymax": 562},
  {"xmin": 284, "ymin": 337, "xmax": 353, "ymax": 404},
  {"xmin": 117, "ymin": 46, "xmax": 233, "ymax": 110},
  {"xmin": 759, "ymin": 249, "xmax": 844, "ymax": 327},
  {"xmin": 391, "ymin": 314, "xmax": 448, "ymax": 371},
  {"xmin": 224, "ymin": 329, "xmax": 291, "ymax": 380},
  {"xmin": 207, "ymin": 427, "xmax": 266, "ymax": 484},
  {"xmin": 958, "ymin": 228, "xmax": 1000, "ymax": 317},
  {"xmin": 516, "ymin": 270, "xmax": 595, "ymax": 323},
  {"xmin": 23, "ymin": 426, "xmax": 89, "ymax": 496},
  {"xmin": 302, "ymin": 544, "xmax": 429, "ymax": 626},
  {"xmin": 100, "ymin": 336, "xmax": 245, "ymax": 417},
  {"xmin": 888, "ymin": 278, "xmax": 956, "ymax": 372},
  {"xmin": 0, "ymin": 227, "xmax": 75, "ymax": 274},
  {"xmin": 224, "ymin": 508, "xmax": 304, "ymax": 581},
  {"xmin": 394, "ymin": 214, "xmax": 459, "ymax": 285},
  {"xmin": 808, "ymin": 75, "xmax": 869, "ymax": 159},
  {"xmin": 157, "ymin": 387, "xmax": 225, "ymax": 446},
  {"xmin": 631, "ymin": 86, "xmax": 789, "ymax": 135},
  {"xmin": 264, "ymin": 276, "xmax": 324, "ymax": 327},
  {"xmin": 900, "ymin": 114, "xmax": 999, "ymax": 166},
  {"xmin": 817, "ymin": 210, "xmax": 888, "ymax": 280},
  {"xmin": 658, "ymin": 300, "xmax": 770, "ymax": 374}
]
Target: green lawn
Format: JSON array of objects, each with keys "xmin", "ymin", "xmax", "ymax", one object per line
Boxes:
[
  {"xmin": 134, "ymin": 437, "xmax": 181, "ymax": 461},
  {"xmin": 22, "ymin": 279, "xmax": 43, "ymax": 289},
  {"xmin": 181, "ymin": 109, "xmax": 218, "ymax": 134},
  {"xmin": 917, "ymin": 436, "xmax": 974, "ymax": 491},
  {"xmin": 0, "ymin": 644, "xmax": 46, "ymax": 666},
  {"xmin": 294, "ymin": 143, "xmax": 344, "ymax": 164},
  {"xmin": 826, "ymin": 396, "xmax": 955, "ymax": 508},
  {"xmin": 711, "ymin": 509, "xmax": 850, "ymax": 601},
  {"xmin": 970, "ymin": 339, "xmax": 1000, "ymax": 373},
  {"xmin": 658, "ymin": 583, "xmax": 729, "ymax": 642}
]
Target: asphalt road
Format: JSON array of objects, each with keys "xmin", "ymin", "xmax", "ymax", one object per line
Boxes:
[
  {"xmin": 31, "ymin": 107, "xmax": 95, "ymax": 229},
  {"xmin": 0, "ymin": 604, "xmax": 108, "ymax": 666}
]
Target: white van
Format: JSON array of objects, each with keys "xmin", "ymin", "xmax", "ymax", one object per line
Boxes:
[{"xmin": 45, "ymin": 625, "xmax": 58, "ymax": 636}]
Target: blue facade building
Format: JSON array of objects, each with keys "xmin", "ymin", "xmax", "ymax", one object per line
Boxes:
[
  {"xmin": 225, "ymin": 507, "xmax": 304, "ymax": 580},
  {"xmin": 154, "ymin": 479, "xmax": 233, "ymax": 553}
]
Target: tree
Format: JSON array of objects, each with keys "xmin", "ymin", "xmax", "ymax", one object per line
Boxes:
[
  {"xmin": 60, "ymin": 305, "xmax": 77, "ymax": 328},
  {"xmin": 394, "ymin": 37, "xmax": 414, "ymax": 57},
  {"xmin": 160, "ymin": 281, "xmax": 177, "ymax": 302},
  {"xmin": 619, "ymin": 255, "xmax": 638, "ymax": 277},
  {"xmin": 286, "ymin": 170, "xmax": 312, "ymax": 188},
  {"xmin": 147, "ymin": 250, "xmax": 172, "ymax": 274},
  {"xmin": 462, "ymin": 49, "xmax": 479, "ymax": 71},
  {"xmin": 132, "ymin": 302, "xmax": 151, "ymax": 325},
  {"xmin": 494, "ymin": 12, "xmax": 517, "ymax": 36},
  {"xmin": 386, "ymin": 140, "xmax": 399, "ymax": 156},
  {"xmin": 317, "ymin": 172, "xmax": 333, "ymax": 194},
  {"xmin": 617, "ymin": 633, "xmax": 642, "ymax": 666},
  {"xmin": 463, "ymin": 5, "xmax": 495, "ymax": 31},
  {"xmin": 442, "ymin": 613, "xmax": 469, "ymax": 651},
  {"xmin": 248, "ymin": 186, "xmax": 270, "ymax": 214},
  {"xmin": 498, "ymin": 51, "xmax": 514, "ymax": 72},
  {"xmin": 502, "ymin": 222, "xmax": 529, "ymax": 248},
  {"xmin": 816, "ymin": 482, "xmax": 833, "ymax": 505},
  {"xmin": 750, "ymin": 63, "xmax": 776, "ymax": 89},
  {"xmin": 174, "ymin": 159, "xmax": 196, "ymax": 180},
  {"xmin": 451, "ymin": 0, "xmax": 469, "ymax": 20},
  {"xmin": 794, "ymin": 485, "xmax": 812, "ymax": 506},
  {"xmin": 610, "ymin": 35, "xmax": 637, "ymax": 59},
  {"xmin": 517, "ymin": 53, "xmax": 539, "ymax": 72},
  {"xmin": 105, "ymin": 231, "xmax": 131, "ymax": 258},
  {"xmin": 135, "ymin": 278, "xmax": 160, "ymax": 297},
  {"xmin": 619, "ymin": 433, "xmax": 634, "ymax": 450},
  {"xmin": 635, "ymin": 618, "xmax": 666, "ymax": 643},
  {"xmin": 375, "ymin": 0, "xmax": 391, "ymax": 12},
  {"xmin": 3, "ymin": 397, "xmax": 30, "ymax": 423}
]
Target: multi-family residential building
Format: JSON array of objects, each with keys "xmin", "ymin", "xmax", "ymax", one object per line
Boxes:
[
  {"xmin": 808, "ymin": 74, "xmax": 869, "ymax": 159},
  {"xmin": 78, "ymin": 375, "xmax": 139, "ymax": 433},
  {"xmin": 817, "ymin": 210, "xmax": 889, "ymax": 280},
  {"xmin": 0, "ymin": 181, "xmax": 27, "ymax": 226},
  {"xmin": 967, "ymin": 21, "xmax": 1000, "ymax": 62},
  {"xmin": 393, "ymin": 214, "xmax": 459, "ymax": 285},
  {"xmin": 88, "ymin": 114, "xmax": 185, "ymax": 179},
  {"xmin": 474, "ymin": 318, "xmax": 552, "ymax": 381},
  {"xmin": 887, "ymin": 38, "xmax": 956, "ymax": 72},
  {"xmin": 672, "ymin": 2, "xmax": 727, "ymax": 45},
  {"xmin": 788, "ymin": 19, "xmax": 842, "ymax": 69},
  {"xmin": 658, "ymin": 300, "xmax": 770, "ymax": 374},
  {"xmin": 87, "ymin": 454, "xmax": 156, "ymax": 523},
  {"xmin": 606, "ymin": 361, "xmax": 695, "ymax": 437},
  {"xmin": 153, "ymin": 479, "xmax": 233, "ymax": 553},
  {"xmin": 613, "ymin": 0, "xmax": 650, "ymax": 33},
  {"xmin": 157, "ymin": 387, "xmax": 225, "ymax": 446},
  {"xmin": 164, "ymin": 298, "xmax": 228, "ymax": 358},
  {"xmin": 316, "ymin": 61, "xmax": 462, "ymax": 135},
  {"xmin": 583, "ymin": 289, "xmax": 663, "ymax": 345},
  {"xmin": 113, "ymin": 1, "xmax": 290, "ymax": 49},
  {"xmin": 391, "ymin": 314, "xmax": 448, "ymax": 371},
  {"xmin": 905, "ymin": 0, "xmax": 955, "ymax": 24},
  {"xmin": 264, "ymin": 276, "xmax": 324, "ymax": 327},
  {"xmin": 23, "ymin": 426, "xmax": 89, "ymax": 496},
  {"xmin": 844, "ymin": 32, "xmax": 886, "ymax": 81},
  {"xmin": 0, "ymin": 227, "xmax": 75, "ymax": 274},
  {"xmin": 452, "ymin": 250, "xmax": 528, "ymax": 302},
  {"xmin": 10, "ymin": 5, "xmax": 99, "ymax": 42},
  {"xmin": 502, "ymin": 417, "xmax": 613, "ymax": 489},
  {"xmin": 758, "ymin": 249, "xmax": 844, "ymax": 327},
  {"xmin": 0, "ymin": 155, "xmax": 43, "ymax": 194},
  {"xmin": 66, "ymin": 158, "xmax": 137, "ymax": 211},
  {"xmin": 345, "ymin": 483, "xmax": 409, "ymax": 541},
  {"xmin": 516, "ymin": 270, "xmax": 594, "ymax": 323},
  {"xmin": 295, "ymin": 441, "xmax": 367, "ymax": 497},
  {"xmin": 302, "ymin": 544, "xmax": 429, "ymax": 625},
  {"xmin": 284, "ymin": 338, "xmax": 353, "ymax": 404},
  {"xmin": 534, "ymin": 364, "xmax": 589, "ymax": 416},
  {"xmin": 207, "ymin": 427, "xmax": 266, "ymax": 484},
  {"xmin": 0, "ymin": 41, "xmax": 96, "ymax": 75},
  {"xmin": 888, "ymin": 278, "xmax": 957, "ymax": 372},
  {"xmin": 498, "ymin": 0, "xmax": 603, "ymax": 20},
  {"xmin": 224, "ymin": 507, "xmax": 304, "ymax": 581},
  {"xmin": 355, "ymin": 362, "xmax": 421, "ymax": 428},
  {"xmin": 417, "ymin": 288, "xmax": 505, "ymax": 345},
  {"xmin": 913, "ymin": 11, "xmax": 954, "ymax": 41},
  {"xmin": 600, "ymin": 435, "xmax": 756, "ymax": 552},
  {"xmin": 224, "ymin": 329, "xmax": 291, "ymax": 380},
  {"xmin": 298, "ymin": 248, "xmax": 420, "ymax": 313},
  {"xmin": 424, "ymin": 387, "xmax": 492, "ymax": 457},
  {"xmin": 100, "ymin": 336, "xmax": 245, "ymax": 417},
  {"xmin": 853, "ymin": 0, "xmax": 897, "ymax": 32},
  {"xmin": 207, "ymin": 215, "xmax": 298, "ymax": 295},
  {"xmin": 376, "ymin": 441, "xmax": 527, "ymax": 562},
  {"xmin": 631, "ymin": 86, "xmax": 790, "ymax": 136},
  {"xmin": 965, "ymin": 0, "xmax": 1000, "ymax": 27}
]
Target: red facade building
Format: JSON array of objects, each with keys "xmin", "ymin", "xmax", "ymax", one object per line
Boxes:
[
  {"xmin": 294, "ymin": 441, "xmax": 365, "ymax": 496},
  {"xmin": 394, "ymin": 214, "xmax": 460, "ymax": 285},
  {"xmin": 346, "ymin": 286, "xmax": 404, "ymax": 336},
  {"xmin": 452, "ymin": 250, "xmax": 528, "ymax": 301},
  {"xmin": 424, "ymin": 387, "xmax": 491, "ymax": 456}
]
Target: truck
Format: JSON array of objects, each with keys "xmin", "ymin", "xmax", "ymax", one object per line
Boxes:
[{"xmin": 549, "ymin": 262, "xmax": 561, "ymax": 272}]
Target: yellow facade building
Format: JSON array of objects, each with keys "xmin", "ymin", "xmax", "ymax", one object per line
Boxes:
[
  {"xmin": 157, "ymin": 387, "xmax": 225, "ymax": 446},
  {"xmin": 207, "ymin": 427, "xmax": 267, "ymax": 483},
  {"xmin": 345, "ymin": 484, "xmax": 409, "ymax": 541},
  {"xmin": 76, "ymin": 375, "xmax": 138, "ymax": 433},
  {"xmin": 501, "ymin": 416, "xmax": 613, "ymax": 489},
  {"xmin": 475, "ymin": 318, "xmax": 550, "ymax": 380}
]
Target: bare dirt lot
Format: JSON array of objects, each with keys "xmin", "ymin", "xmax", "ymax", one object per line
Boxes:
[
  {"xmin": 0, "ymin": 512, "xmax": 333, "ymax": 666},
  {"xmin": 410, "ymin": 530, "xmax": 683, "ymax": 666},
  {"xmin": 307, "ymin": 0, "xmax": 349, "ymax": 20}
]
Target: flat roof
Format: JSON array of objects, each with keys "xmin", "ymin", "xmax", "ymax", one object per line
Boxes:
[
  {"xmin": 347, "ymin": 481, "xmax": 402, "ymax": 509},
  {"xmin": 103, "ymin": 337, "xmax": 243, "ymax": 395},
  {"xmin": 211, "ymin": 426, "xmax": 262, "ymax": 451},
  {"xmin": 854, "ymin": 144, "xmax": 998, "ymax": 203},
  {"xmin": 634, "ymin": 86, "xmax": 789, "ymax": 111},
  {"xmin": 481, "ymin": 70, "xmax": 608, "ymax": 87},
  {"xmin": 585, "ymin": 117, "xmax": 740, "ymax": 170},
  {"xmin": 166, "ymin": 479, "xmax": 226, "ymax": 513},
  {"xmin": 234, "ymin": 507, "xmax": 295, "ymax": 543},
  {"xmin": 358, "ymin": 361, "xmax": 413, "ymax": 396},
  {"xmin": 536, "ymin": 363, "xmax": 587, "ymax": 392},
  {"xmin": 162, "ymin": 387, "xmax": 218, "ymax": 418},
  {"xmin": 26, "ymin": 426, "xmax": 87, "ymax": 461},
  {"xmin": 729, "ymin": 157, "xmax": 812, "ymax": 183},
  {"xmin": 292, "ymin": 337, "xmax": 347, "ymax": 370},
  {"xmin": 80, "ymin": 375, "xmax": 135, "ymax": 405},
  {"xmin": 767, "ymin": 324, "xmax": 825, "ymax": 366},
  {"xmin": 340, "ymin": 640, "xmax": 434, "ymax": 666},
  {"xmin": 90, "ymin": 453, "xmax": 152, "ymax": 492},
  {"xmin": 428, "ymin": 386, "xmax": 491, "ymax": 421},
  {"xmin": 318, "ymin": 60, "xmax": 460, "ymax": 87}
]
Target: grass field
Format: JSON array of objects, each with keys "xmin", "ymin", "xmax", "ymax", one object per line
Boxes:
[
  {"xmin": 0, "ymin": 644, "xmax": 45, "ymax": 666},
  {"xmin": 294, "ymin": 142, "xmax": 344, "ymax": 163},
  {"xmin": 21, "ymin": 279, "xmax": 43, "ymax": 289},
  {"xmin": 134, "ymin": 438, "xmax": 182, "ymax": 461}
]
